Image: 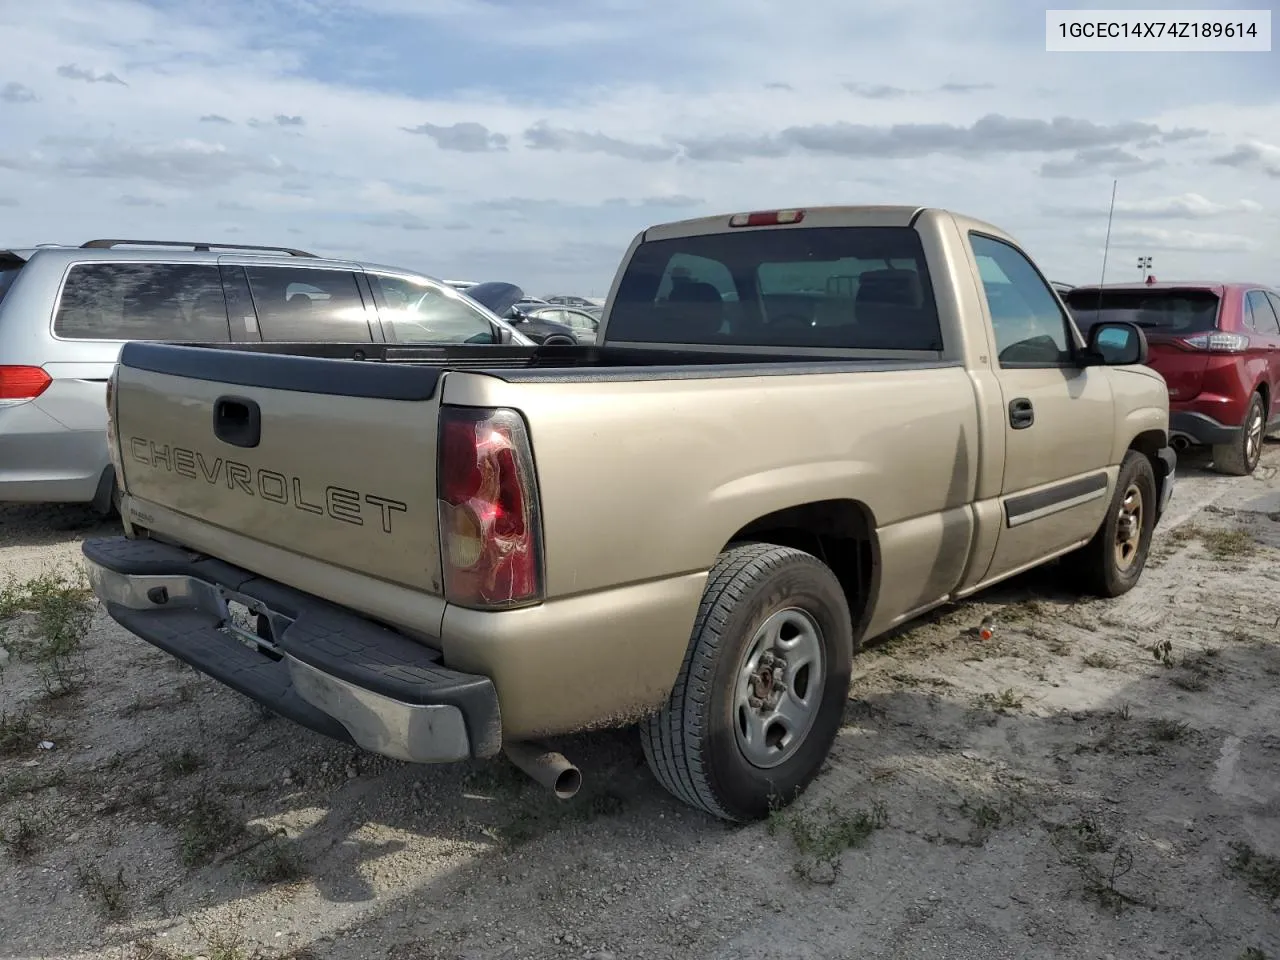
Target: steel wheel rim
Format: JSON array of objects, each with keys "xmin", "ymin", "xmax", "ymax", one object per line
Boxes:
[
  {"xmin": 733, "ymin": 607, "xmax": 826, "ymax": 770},
  {"xmin": 1246, "ymin": 403, "xmax": 1264, "ymax": 466},
  {"xmin": 1114, "ymin": 482, "xmax": 1144, "ymax": 571}
]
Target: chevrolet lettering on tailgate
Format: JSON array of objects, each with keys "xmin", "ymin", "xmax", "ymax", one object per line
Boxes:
[{"xmin": 127, "ymin": 436, "xmax": 409, "ymax": 534}]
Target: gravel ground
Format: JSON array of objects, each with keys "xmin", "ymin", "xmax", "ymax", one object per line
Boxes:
[{"xmin": 1, "ymin": 449, "xmax": 1279, "ymax": 960}]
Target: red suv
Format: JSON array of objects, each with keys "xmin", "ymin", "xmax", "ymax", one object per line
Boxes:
[{"xmin": 1064, "ymin": 282, "xmax": 1280, "ymax": 475}]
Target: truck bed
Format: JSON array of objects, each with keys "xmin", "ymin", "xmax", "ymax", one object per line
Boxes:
[{"xmin": 121, "ymin": 340, "xmax": 960, "ymax": 393}]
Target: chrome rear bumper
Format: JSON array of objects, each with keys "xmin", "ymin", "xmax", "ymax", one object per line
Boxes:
[{"xmin": 83, "ymin": 536, "xmax": 502, "ymax": 763}]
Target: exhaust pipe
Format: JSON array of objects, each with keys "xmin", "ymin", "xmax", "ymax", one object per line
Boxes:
[
  {"xmin": 503, "ymin": 741, "xmax": 582, "ymax": 800},
  {"xmin": 1171, "ymin": 435, "xmax": 1191, "ymax": 452}
]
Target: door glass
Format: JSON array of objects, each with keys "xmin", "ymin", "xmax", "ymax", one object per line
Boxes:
[
  {"xmin": 54, "ymin": 263, "xmax": 232, "ymax": 341},
  {"xmin": 243, "ymin": 267, "xmax": 372, "ymax": 342},
  {"xmin": 373, "ymin": 274, "xmax": 496, "ymax": 343},
  {"xmin": 1266, "ymin": 293, "xmax": 1280, "ymax": 330},
  {"xmin": 969, "ymin": 234, "xmax": 1071, "ymax": 366},
  {"xmin": 1246, "ymin": 291, "xmax": 1280, "ymax": 335}
]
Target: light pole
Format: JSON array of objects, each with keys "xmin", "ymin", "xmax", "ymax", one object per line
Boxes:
[{"xmin": 1137, "ymin": 255, "xmax": 1152, "ymax": 280}]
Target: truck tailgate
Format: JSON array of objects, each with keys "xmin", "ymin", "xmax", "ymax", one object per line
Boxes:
[{"xmin": 112, "ymin": 344, "xmax": 445, "ymax": 595}]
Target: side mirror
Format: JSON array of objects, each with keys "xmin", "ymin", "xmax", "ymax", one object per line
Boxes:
[{"xmin": 1084, "ymin": 321, "xmax": 1147, "ymax": 366}]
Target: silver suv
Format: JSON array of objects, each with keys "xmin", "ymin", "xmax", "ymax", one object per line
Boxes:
[{"xmin": 0, "ymin": 239, "xmax": 535, "ymax": 512}]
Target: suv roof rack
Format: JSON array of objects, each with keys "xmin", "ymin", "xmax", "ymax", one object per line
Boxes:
[{"xmin": 80, "ymin": 239, "xmax": 318, "ymax": 257}]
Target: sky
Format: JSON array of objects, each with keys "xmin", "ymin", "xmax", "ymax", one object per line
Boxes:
[{"xmin": 0, "ymin": 0, "xmax": 1276, "ymax": 296}]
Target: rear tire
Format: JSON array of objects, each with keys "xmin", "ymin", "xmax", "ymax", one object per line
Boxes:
[
  {"xmin": 1212, "ymin": 392, "xmax": 1265, "ymax": 476},
  {"xmin": 640, "ymin": 543, "xmax": 854, "ymax": 822},
  {"xmin": 1066, "ymin": 450, "xmax": 1156, "ymax": 598}
]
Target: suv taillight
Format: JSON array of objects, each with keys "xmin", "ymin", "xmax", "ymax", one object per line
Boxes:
[
  {"xmin": 0, "ymin": 365, "xmax": 52, "ymax": 401},
  {"xmin": 105, "ymin": 369, "xmax": 124, "ymax": 489},
  {"xmin": 1181, "ymin": 332, "xmax": 1249, "ymax": 353},
  {"xmin": 438, "ymin": 406, "xmax": 543, "ymax": 609}
]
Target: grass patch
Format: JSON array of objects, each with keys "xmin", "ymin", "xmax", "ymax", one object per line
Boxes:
[
  {"xmin": 1044, "ymin": 634, "xmax": 1074, "ymax": 657},
  {"xmin": 1165, "ymin": 523, "xmax": 1258, "ymax": 559},
  {"xmin": 1229, "ymin": 842, "xmax": 1280, "ymax": 902},
  {"xmin": 1239, "ymin": 949, "xmax": 1267, "ymax": 960},
  {"xmin": 1082, "ymin": 651, "xmax": 1119, "ymax": 669},
  {"xmin": 1170, "ymin": 667, "xmax": 1210, "ymax": 692},
  {"xmin": 240, "ymin": 837, "xmax": 307, "ymax": 885},
  {"xmin": 768, "ymin": 798, "xmax": 888, "ymax": 884},
  {"xmin": 0, "ymin": 813, "xmax": 41, "ymax": 861},
  {"xmin": 75, "ymin": 863, "xmax": 129, "ymax": 921},
  {"xmin": 972, "ymin": 688, "xmax": 1026, "ymax": 714},
  {"xmin": 1200, "ymin": 528, "xmax": 1256, "ymax": 559},
  {"xmin": 489, "ymin": 783, "xmax": 628, "ymax": 847},
  {"xmin": 1164, "ymin": 522, "xmax": 1203, "ymax": 546},
  {"xmin": 0, "ymin": 767, "xmax": 67, "ymax": 803},
  {"xmin": 1003, "ymin": 599, "xmax": 1048, "ymax": 622},
  {"xmin": 0, "ymin": 709, "xmax": 35, "ymax": 757},
  {"xmin": 1, "ymin": 571, "xmax": 96, "ymax": 697},
  {"xmin": 1148, "ymin": 718, "xmax": 1192, "ymax": 743},
  {"xmin": 1051, "ymin": 814, "xmax": 1142, "ymax": 914},
  {"xmin": 160, "ymin": 748, "xmax": 202, "ymax": 778},
  {"xmin": 122, "ymin": 688, "xmax": 196, "ymax": 717},
  {"xmin": 177, "ymin": 796, "xmax": 243, "ymax": 867}
]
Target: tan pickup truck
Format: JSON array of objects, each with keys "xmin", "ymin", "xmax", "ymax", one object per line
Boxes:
[{"xmin": 83, "ymin": 206, "xmax": 1175, "ymax": 822}]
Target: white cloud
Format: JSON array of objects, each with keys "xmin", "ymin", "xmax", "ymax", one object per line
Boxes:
[
  {"xmin": 1100, "ymin": 226, "xmax": 1258, "ymax": 254},
  {"xmin": 0, "ymin": 0, "xmax": 1277, "ymax": 293},
  {"xmin": 1049, "ymin": 193, "xmax": 1263, "ymax": 219},
  {"xmin": 1212, "ymin": 140, "xmax": 1280, "ymax": 178}
]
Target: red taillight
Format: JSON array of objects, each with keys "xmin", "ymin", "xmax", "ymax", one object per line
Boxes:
[
  {"xmin": 728, "ymin": 209, "xmax": 805, "ymax": 228},
  {"xmin": 438, "ymin": 406, "xmax": 542, "ymax": 609},
  {"xmin": 0, "ymin": 365, "xmax": 52, "ymax": 401},
  {"xmin": 105, "ymin": 369, "xmax": 124, "ymax": 489},
  {"xmin": 1180, "ymin": 332, "xmax": 1249, "ymax": 353}
]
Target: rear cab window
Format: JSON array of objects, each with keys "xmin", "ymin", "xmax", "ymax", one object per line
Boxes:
[
  {"xmin": 53, "ymin": 263, "xmax": 232, "ymax": 341},
  {"xmin": 607, "ymin": 226, "xmax": 943, "ymax": 351},
  {"xmin": 1063, "ymin": 288, "xmax": 1221, "ymax": 337}
]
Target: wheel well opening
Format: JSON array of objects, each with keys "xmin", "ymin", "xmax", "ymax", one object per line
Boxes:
[
  {"xmin": 1257, "ymin": 381, "xmax": 1270, "ymax": 415},
  {"xmin": 727, "ymin": 499, "xmax": 878, "ymax": 638},
  {"xmin": 1128, "ymin": 429, "xmax": 1166, "ymax": 462}
]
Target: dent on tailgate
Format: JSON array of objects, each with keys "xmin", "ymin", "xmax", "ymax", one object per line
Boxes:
[{"xmin": 115, "ymin": 358, "xmax": 445, "ymax": 596}]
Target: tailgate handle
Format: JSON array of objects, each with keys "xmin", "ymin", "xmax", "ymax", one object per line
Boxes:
[{"xmin": 213, "ymin": 396, "xmax": 261, "ymax": 448}]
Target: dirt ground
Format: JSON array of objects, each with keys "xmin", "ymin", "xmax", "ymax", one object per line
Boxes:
[{"xmin": 2, "ymin": 450, "xmax": 1279, "ymax": 960}]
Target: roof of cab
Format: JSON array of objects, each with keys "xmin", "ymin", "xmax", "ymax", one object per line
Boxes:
[{"xmin": 639, "ymin": 205, "xmax": 1017, "ymax": 245}]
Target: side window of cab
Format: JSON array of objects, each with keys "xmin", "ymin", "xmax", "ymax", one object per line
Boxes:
[{"xmin": 970, "ymin": 234, "xmax": 1074, "ymax": 367}]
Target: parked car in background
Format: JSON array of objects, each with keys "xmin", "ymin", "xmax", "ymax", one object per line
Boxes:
[
  {"xmin": 520, "ymin": 304, "xmax": 600, "ymax": 343},
  {"xmin": 544, "ymin": 294, "xmax": 596, "ymax": 308},
  {"xmin": 467, "ymin": 283, "xmax": 581, "ymax": 345},
  {"xmin": 0, "ymin": 239, "xmax": 533, "ymax": 511},
  {"xmin": 1064, "ymin": 281, "xmax": 1280, "ymax": 475}
]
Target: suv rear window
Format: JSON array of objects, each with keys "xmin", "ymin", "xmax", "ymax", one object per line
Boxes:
[
  {"xmin": 607, "ymin": 226, "xmax": 943, "ymax": 350},
  {"xmin": 0, "ymin": 264, "xmax": 22, "ymax": 306},
  {"xmin": 1063, "ymin": 288, "xmax": 1221, "ymax": 336},
  {"xmin": 54, "ymin": 263, "xmax": 232, "ymax": 341}
]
